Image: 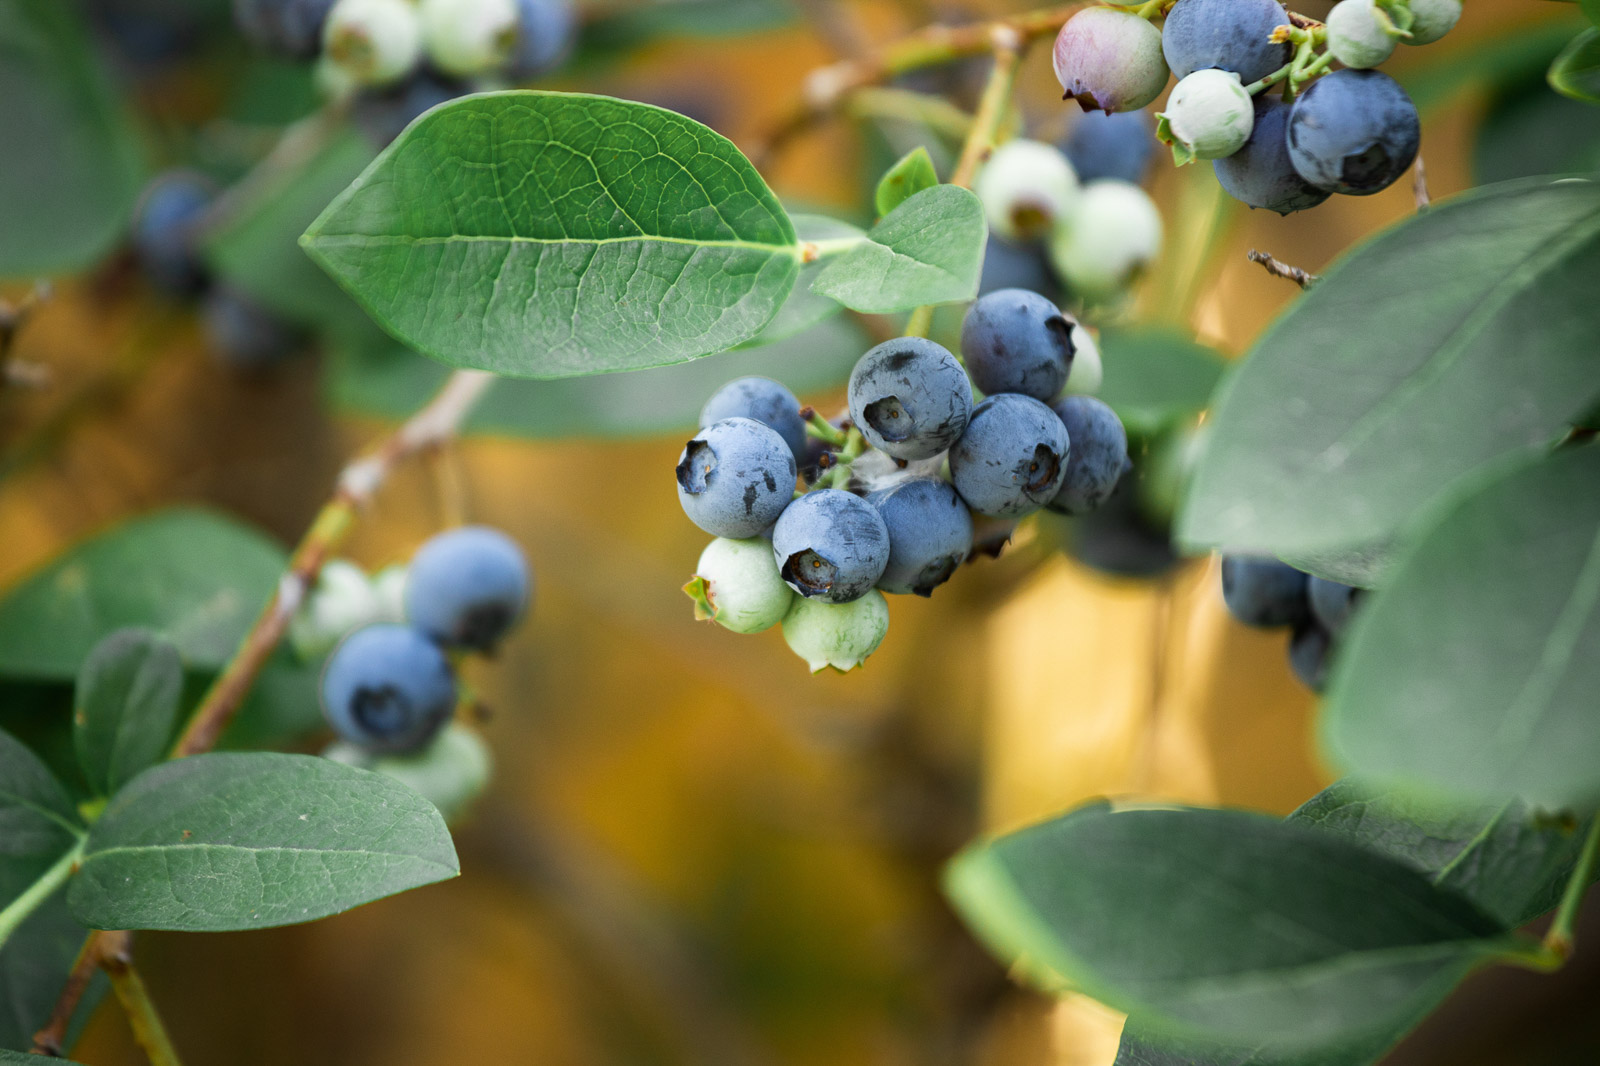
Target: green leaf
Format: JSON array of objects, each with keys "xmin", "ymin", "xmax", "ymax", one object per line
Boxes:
[
  {"xmin": 302, "ymin": 90, "xmax": 801, "ymax": 378},
  {"xmin": 0, "ymin": 728, "xmax": 82, "ymax": 904},
  {"xmin": 73, "ymin": 629, "xmax": 182, "ymax": 797},
  {"xmin": 1586, "ymin": 0, "xmax": 1600, "ymax": 28},
  {"xmin": 203, "ymin": 123, "xmax": 377, "ymax": 331},
  {"xmin": 0, "ymin": 1048, "xmax": 87, "ymax": 1065},
  {"xmin": 0, "ymin": 889, "xmax": 104, "ymax": 1054},
  {"xmin": 1550, "ymin": 26, "xmax": 1600, "ymax": 102},
  {"xmin": 68, "ymin": 752, "xmax": 459, "ymax": 932},
  {"xmin": 1096, "ymin": 328, "xmax": 1227, "ymax": 438},
  {"xmin": 326, "ymin": 312, "xmax": 867, "ymax": 439},
  {"xmin": 1322, "ymin": 445, "xmax": 1600, "ymax": 813},
  {"xmin": 0, "ymin": 0, "xmax": 143, "ymax": 278},
  {"xmin": 1474, "ymin": 69, "xmax": 1600, "ymax": 184},
  {"xmin": 1177, "ymin": 177, "xmax": 1600, "ymax": 585},
  {"xmin": 0, "ymin": 507, "xmax": 286, "ymax": 679},
  {"xmin": 945, "ymin": 803, "xmax": 1506, "ymax": 1050},
  {"xmin": 736, "ymin": 213, "xmax": 858, "ymax": 348},
  {"xmin": 874, "ymin": 146, "xmax": 939, "ymax": 218},
  {"xmin": 811, "ymin": 184, "xmax": 986, "ymax": 314}
]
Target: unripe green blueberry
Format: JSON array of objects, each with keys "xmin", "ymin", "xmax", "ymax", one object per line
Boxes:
[
  {"xmin": 1159, "ymin": 69, "xmax": 1254, "ymax": 164},
  {"xmin": 975, "ymin": 139, "xmax": 1082, "ymax": 241},
  {"xmin": 324, "ymin": 722, "xmax": 492, "ymax": 824},
  {"xmin": 289, "ymin": 559, "xmax": 380, "ymax": 660},
  {"xmin": 1326, "ymin": 0, "xmax": 1397, "ymax": 69},
  {"xmin": 688, "ymin": 537, "xmax": 795, "ymax": 634},
  {"xmin": 1064, "ymin": 323, "xmax": 1103, "ymax": 395},
  {"xmin": 419, "ymin": 0, "xmax": 518, "ymax": 76},
  {"xmin": 371, "ymin": 563, "xmax": 408, "ymax": 622},
  {"xmin": 323, "ymin": 0, "xmax": 421, "ymax": 85},
  {"xmin": 782, "ymin": 591, "xmax": 889, "ymax": 674},
  {"xmin": 1053, "ymin": 7, "xmax": 1170, "ymax": 113},
  {"xmin": 1047, "ymin": 180, "xmax": 1163, "ymax": 303},
  {"xmin": 1404, "ymin": 0, "xmax": 1461, "ymax": 45}
]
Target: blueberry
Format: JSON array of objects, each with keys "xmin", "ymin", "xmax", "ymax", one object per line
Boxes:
[
  {"xmin": 847, "ymin": 337, "xmax": 972, "ymax": 461},
  {"xmin": 771, "ymin": 489, "xmax": 891, "ymax": 604},
  {"xmin": 507, "ymin": 0, "xmax": 576, "ymax": 79},
  {"xmin": 1308, "ymin": 576, "xmax": 1360, "ymax": 636},
  {"xmin": 419, "ymin": 0, "xmax": 517, "ymax": 76},
  {"xmin": 690, "ymin": 537, "xmax": 795, "ymax": 634},
  {"xmin": 1061, "ymin": 476, "xmax": 1179, "ymax": 578},
  {"xmin": 700, "ymin": 376, "xmax": 808, "ymax": 464},
  {"xmin": 1161, "ymin": 0, "xmax": 1291, "ymax": 83},
  {"xmin": 1048, "ymin": 396, "xmax": 1130, "ymax": 515},
  {"xmin": 131, "ymin": 170, "xmax": 216, "ymax": 296},
  {"xmin": 1220, "ymin": 555, "xmax": 1309, "ymax": 628},
  {"xmin": 1159, "ymin": 69, "xmax": 1254, "ymax": 163},
  {"xmin": 352, "ymin": 69, "xmax": 471, "ymax": 147},
  {"xmin": 322, "ymin": 0, "xmax": 422, "ymax": 85},
  {"xmin": 1047, "ymin": 180, "xmax": 1162, "ymax": 302},
  {"xmin": 949, "ymin": 394, "xmax": 1070, "ymax": 518},
  {"xmin": 321, "ymin": 624, "xmax": 457, "ymax": 753},
  {"xmin": 1288, "ymin": 622, "xmax": 1333, "ymax": 692},
  {"xmin": 234, "ymin": 0, "xmax": 338, "ymax": 58},
  {"xmin": 1287, "ymin": 69, "xmax": 1419, "ymax": 195},
  {"xmin": 1405, "ymin": 0, "xmax": 1461, "ymax": 45},
  {"xmin": 782, "ymin": 591, "xmax": 890, "ymax": 673},
  {"xmin": 974, "ymin": 139, "xmax": 1081, "ymax": 242},
  {"xmin": 323, "ymin": 721, "xmax": 492, "ymax": 822},
  {"xmin": 405, "ymin": 526, "xmax": 530, "ymax": 651},
  {"xmin": 1326, "ymin": 0, "xmax": 1396, "ymax": 69},
  {"xmin": 1053, "ymin": 7, "xmax": 1170, "ymax": 114},
  {"xmin": 676, "ymin": 417, "xmax": 797, "ymax": 539},
  {"xmin": 1212, "ymin": 94, "xmax": 1331, "ymax": 215},
  {"xmin": 201, "ymin": 286, "xmax": 301, "ymax": 369},
  {"xmin": 1062, "ymin": 110, "xmax": 1154, "ymax": 185},
  {"xmin": 979, "ymin": 236, "xmax": 1057, "ymax": 299},
  {"xmin": 867, "ymin": 478, "xmax": 974, "ymax": 597},
  {"xmin": 960, "ymin": 289, "xmax": 1075, "ymax": 402}
]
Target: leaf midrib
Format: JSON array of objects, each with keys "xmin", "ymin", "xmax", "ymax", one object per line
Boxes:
[
  {"xmin": 83, "ymin": 841, "xmax": 455, "ymax": 870},
  {"xmin": 306, "ymin": 231, "xmax": 800, "ymax": 256}
]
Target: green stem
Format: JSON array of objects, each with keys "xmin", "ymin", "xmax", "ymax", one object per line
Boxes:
[
  {"xmin": 1547, "ymin": 816, "xmax": 1600, "ymax": 959},
  {"xmin": 1133, "ymin": 0, "xmax": 1165, "ymax": 19},
  {"xmin": 903, "ymin": 305, "xmax": 936, "ymax": 338},
  {"xmin": 105, "ymin": 954, "xmax": 184, "ymax": 1066},
  {"xmin": 1244, "ymin": 61, "xmax": 1293, "ymax": 96},
  {"xmin": 0, "ymin": 837, "xmax": 85, "ymax": 954},
  {"xmin": 804, "ymin": 410, "xmax": 848, "ymax": 446}
]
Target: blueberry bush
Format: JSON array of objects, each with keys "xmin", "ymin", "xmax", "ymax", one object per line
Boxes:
[{"xmin": 1, "ymin": 0, "xmax": 1598, "ymax": 1062}]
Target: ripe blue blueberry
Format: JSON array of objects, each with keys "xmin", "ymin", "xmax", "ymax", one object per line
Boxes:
[
  {"xmin": 1287, "ymin": 69, "xmax": 1420, "ymax": 195},
  {"xmin": 1048, "ymin": 395, "xmax": 1130, "ymax": 515},
  {"xmin": 1062, "ymin": 110, "xmax": 1154, "ymax": 185},
  {"xmin": 979, "ymin": 236, "xmax": 1058, "ymax": 300},
  {"xmin": 321, "ymin": 624, "xmax": 457, "ymax": 753},
  {"xmin": 507, "ymin": 0, "xmax": 576, "ymax": 79},
  {"xmin": 949, "ymin": 394, "xmax": 1070, "ymax": 518},
  {"xmin": 1289, "ymin": 622, "xmax": 1333, "ymax": 692},
  {"xmin": 847, "ymin": 337, "xmax": 972, "ymax": 461},
  {"xmin": 132, "ymin": 170, "xmax": 216, "ymax": 296},
  {"xmin": 1308, "ymin": 576, "xmax": 1360, "ymax": 636},
  {"xmin": 201, "ymin": 286, "xmax": 301, "ymax": 369},
  {"xmin": 1212, "ymin": 94, "xmax": 1331, "ymax": 215},
  {"xmin": 676, "ymin": 417, "xmax": 797, "ymax": 539},
  {"xmin": 700, "ymin": 376, "xmax": 808, "ymax": 464},
  {"xmin": 1161, "ymin": 0, "xmax": 1292, "ymax": 84},
  {"xmin": 352, "ymin": 70, "xmax": 470, "ymax": 147},
  {"xmin": 961, "ymin": 289, "xmax": 1076, "ymax": 402},
  {"xmin": 405, "ymin": 525, "xmax": 530, "ymax": 651},
  {"xmin": 771, "ymin": 489, "xmax": 891, "ymax": 604},
  {"xmin": 234, "ymin": 0, "xmax": 338, "ymax": 58},
  {"xmin": 867, "ymin": 478, "xmax": 974, "ymax": 597},
  {"xmin": 1053, "ymin": 7, "xmax": 1170, "ymax": 113},
  {"xmin": 1065, "ymin": 477, "xmax": 1179, "ymax": 578},
  {"xmin": 1220, "ymin": 555, "xmax": 1309, "ymax": 628}
]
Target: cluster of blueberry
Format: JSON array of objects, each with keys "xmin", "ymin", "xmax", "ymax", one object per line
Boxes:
[
  {"xmin": 1221, "ymin": 556, "xmax": 1360, "ymax": 692},
  {"xmin": 236, "ymin": 0, "xmax": 576, "ymax": 144},
  {"xmin": 307, "ymin": 526, "xmax": 530, "ymax": 818},
  {"xmin": 1053, "ymin": 0, "xmax": 1455, "ymax": 214},
  {"xmin": 679, "ymin": 291, "xmax": 1132, "ymax": 673}
]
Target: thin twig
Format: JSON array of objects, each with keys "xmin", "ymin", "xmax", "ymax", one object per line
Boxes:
[
  {"xmin": 949, "ymin": 28, "xmax": 1023, "ymax": 188},
  {"xmin": 1412, "ymin": 155, "xmax": 1430, "ymax": 211},
  {"xmin": 103, "ymin": 950, "xmax": 183, "ymax": 1066},
  {"xmin": 1247, "ymin": 249, "xmax": 1320, "ymax": 289},
  {"xmin": 32, "ymin": 930, "xmax": 129, "ymax": 1056}
]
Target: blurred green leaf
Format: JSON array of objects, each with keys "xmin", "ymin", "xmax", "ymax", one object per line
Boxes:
[
  {"xmin": 0, "ymin": 890, "xmax": 103, "ymax": 1054},
  {"xmin": 1400, "ymin": 17, "xmax": 1585, "ymax": 112},
  {"xmin": 0, "ymin": 0, "xmax": 144, "ymax": 278},
  {"xmin": 874, "ymin": 147, "xmax": 938, "ymax": 218},
  {"xmin": 73, "ymin": 629, "xmax": 182, "ymax": 797},
  {"xmin": 303, "ymin": 91, "xmax": 800, "ymax": 378},
  {"xmin": 1549, "ymin": 26, "xmax": 1600, "ymax": 102},
  {"xmin": 1473, "ymin": 71, "xmax": 1600, "ymax": 183},
  {"xmin": 1096, "ymin": 328, "xmax": 1226, "ymax": 438},
  {"xmin": 812, "ymin": 185, "xmax": 985, "ymax": 313},
  {"xmin": 946, "ymin": 803, "xmax": 1506, "ymax": 1050},
  {"xmin": 0, "ymin": 728, "xmax": 82, "ymax": 900},
  {"xmin": 1323, "ymin": 445, "xmax": 1600, "ymax": 813},
  {"xmin": 1178, "ymin": 177, "xmax": 1600, "ymax": 586},
  {"xmin": 736, "ymin": 214, "xmax": 858, "ymax": 348},
  {"xmin": 573, "ymin": 0, "xmax": 797, "ymax": 69},
  {"xmin": 69, "ymin": 753, "xmax": 459, "ymax": 932},
  {"xmin": 0, "ymin": 507, "xmax": 286, "ymax": 678},
  {"xmin": 0, "ymin": 1049, "xmax": 86, "ymax": 1065}
]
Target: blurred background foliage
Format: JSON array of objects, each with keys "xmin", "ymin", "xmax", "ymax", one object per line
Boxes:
[{"xmin": 4, "ymin": 0, "xmax": 1600, "ymax": 1062}]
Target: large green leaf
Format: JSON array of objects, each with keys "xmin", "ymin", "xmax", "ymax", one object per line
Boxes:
[
  {"xmin": 326, "ymin": 312, "xmax": 866, "ymax": 439},
  {"xmin": 0, "ymin": 0, "xmax": 143, "ymax": 278},
  {"xmin": 1096, "ymin": 328, "xmax": 1227, "ymax": 438},
  {"xmin": 0, "ymin": 507, "xmax": 285, "ymax": 679},
  {"xmin": 1550, "ymin": 26, "xmax": 1600, "ymax": 103},
  {"xmin": 0, "ymin": 728, "xmax": 82, "ymax": 903},
  {"xmin": 945, "ymin": 803, "xmax": 1507, "ymax": 1050},
  {"xmin": 73, "ymin": 630, "xmax": 182, "ymax": 797},
  {"xmin": 811, "ymin": 184, "xmax": 986, "ymax": 313},
  {"xmin": 1178, "ymin": 177, "xmax": 1600, "ymax": 585},
  {"xmin": 68, "ymin": 753, "xmax": 459, "ymax": 932},
  {"xmin": 303, "ymin": 90, "xmax": 801, "ymax": 378},
  {"xmin": 1322, "ymin": 445, "xmax": 1600, "ymax": 813}
]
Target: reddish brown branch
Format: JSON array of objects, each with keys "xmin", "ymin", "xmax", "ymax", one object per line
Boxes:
[{"xmin": 1248, "ymin": 249, "xmax": 1320, "ymax": 289}]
